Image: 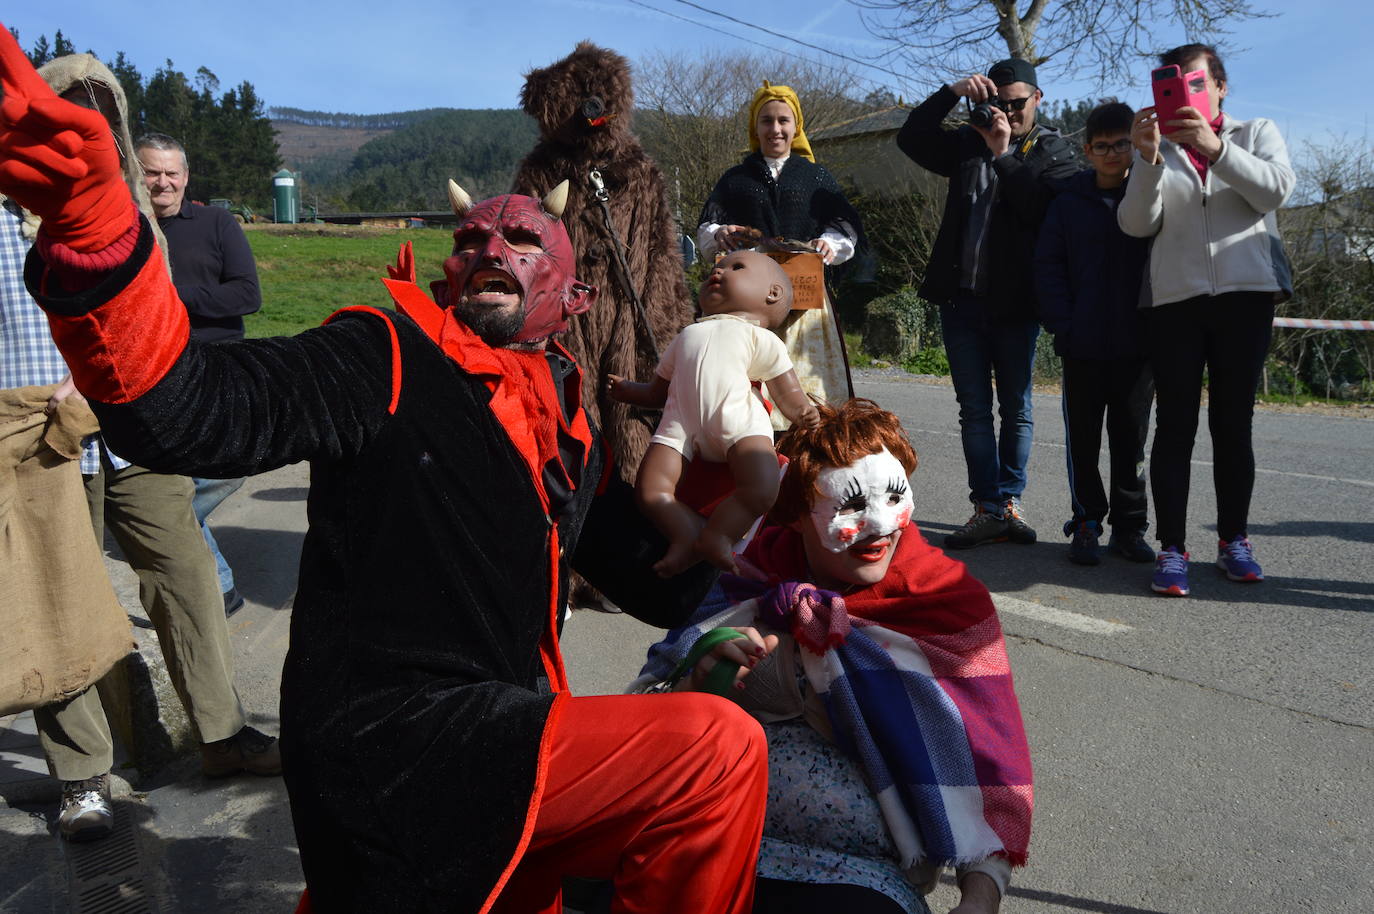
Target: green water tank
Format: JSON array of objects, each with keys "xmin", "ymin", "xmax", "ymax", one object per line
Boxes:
[{"xmin": 272, "ymin": 169, "xmax": 299, "ymax": 224}]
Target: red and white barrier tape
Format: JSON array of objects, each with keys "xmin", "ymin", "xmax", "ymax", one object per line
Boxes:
[{"xmin": 1272, "ymin": 317, "xmax": 1374, "ymax": 330}]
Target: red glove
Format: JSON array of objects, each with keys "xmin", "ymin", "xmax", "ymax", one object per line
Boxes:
[
  {"xmin": 387, "ymin": 239, "xmax": 416, "ymax": 283},
  {"xmin": 0, "ymin": 23, "xmax": 132, "ymax": 251}
]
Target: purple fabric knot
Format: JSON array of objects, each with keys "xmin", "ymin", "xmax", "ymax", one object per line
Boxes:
[{"xmin": 761, "ymin": 581, "xmax": 855, "ymax": 654}]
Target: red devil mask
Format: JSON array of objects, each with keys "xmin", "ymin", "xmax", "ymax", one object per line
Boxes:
[{"xmin": 440, "ymin": 183, "xmax": 595, "ymax": 345}]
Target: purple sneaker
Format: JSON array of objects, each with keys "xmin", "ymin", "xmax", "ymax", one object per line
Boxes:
[
  {"xmin": 1217, "ymin": 537, "xmax": 1263, "ymax": 582},
  {"xmin": 1152, "ymin": 546, "xmax": 1190, "ymax": 596}
]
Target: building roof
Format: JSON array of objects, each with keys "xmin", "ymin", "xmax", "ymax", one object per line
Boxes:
[{"xmin": 810, "ymin": 105, "xmax": 912, "ymax": 142}]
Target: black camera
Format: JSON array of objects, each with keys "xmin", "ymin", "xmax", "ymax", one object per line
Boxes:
[{"xmin": 968, "ymin": 98, "xmax": 1005, "ymax": 129}]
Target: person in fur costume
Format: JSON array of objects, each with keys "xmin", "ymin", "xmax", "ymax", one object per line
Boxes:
[{"xmin": 511, "ymin": 41, "xmax": 694, "ymax": 485}]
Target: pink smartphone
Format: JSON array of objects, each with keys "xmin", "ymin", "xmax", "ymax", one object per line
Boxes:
[{"xmin": 1152, "ymin": 65, "xmax": 1210, "ymax": 133}]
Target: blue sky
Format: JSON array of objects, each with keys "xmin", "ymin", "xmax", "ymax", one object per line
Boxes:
[{"xmin": 5, "ymin": 1, "xmax": 1366, "ymax": 153}]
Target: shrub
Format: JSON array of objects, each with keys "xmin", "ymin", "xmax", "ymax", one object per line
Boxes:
[
  {"xmin": 862, "ymin": 287, "xmax": 940, "ymax": 361},
  {"xmin": 902, "ymin": 347, "xmax": 950, "ymax": 376}
]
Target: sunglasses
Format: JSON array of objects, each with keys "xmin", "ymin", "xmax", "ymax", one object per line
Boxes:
[
  {"xmin": 995, "ymin": 96, "xmax": 1034, "ymax": 113},
  {"xmin": 1088, "ymin": 139, "xmax": 1133, "ymax": 156}
]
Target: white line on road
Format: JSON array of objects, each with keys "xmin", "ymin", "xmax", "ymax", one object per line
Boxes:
[
  {"xmin": 907, "ymin": 428, "xmax": 1374, "ymax": 488},
  {"xmin": 992, "ymin": 593, "xmax": 1133, "ymax": 635},
  {"xmin": 1193, "ymin": 461, "xmax": 1374, "ymax": 489}
]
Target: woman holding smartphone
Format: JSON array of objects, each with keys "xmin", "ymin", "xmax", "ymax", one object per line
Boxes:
[{"xmin": 1118, "ymin": 43, "xmax": 1294, "ymax": 597}]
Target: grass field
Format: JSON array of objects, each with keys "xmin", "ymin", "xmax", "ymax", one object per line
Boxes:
[
  {"xmin": 241, "ymin": 228, "xmax": 1368, "ymax": 409},
  {"xmin": 243, "ymin": 226, "xmax": 454, "ymax": 338}
]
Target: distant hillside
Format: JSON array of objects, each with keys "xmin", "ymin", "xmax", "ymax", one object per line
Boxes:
[
  {"xmin": 272, "ymin": 120, "xmax": 394, "ymax": 171},
  {"xmin": 280, "ymin": 108, "xmax": 538, "ymax": 213}
]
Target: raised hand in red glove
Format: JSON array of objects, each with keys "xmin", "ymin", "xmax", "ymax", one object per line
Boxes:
[
  {"xmin": 387, "ymin": 239, "xmax": 417, "ymax": 283},
  {"xmin": 0, "ymin": 23, "xmax": 132, "ymax": 251}
]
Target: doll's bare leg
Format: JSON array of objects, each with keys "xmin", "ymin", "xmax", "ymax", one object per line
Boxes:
[
  {"xmin": 636, "ymin": 444, "xmax": 706, "ymax": 577},
  {"xmin": 695, "ymin": 436, "xmax": 779, "ymax": 572}
]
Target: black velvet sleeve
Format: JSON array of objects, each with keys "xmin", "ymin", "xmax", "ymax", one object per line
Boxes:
[
  {"xmin": 93, "ymin": 312, "xmax": 397, "ymax": 480},
  {"xmin": 573, "ymin": 472, "xmax": 720, "ymax": 629}
]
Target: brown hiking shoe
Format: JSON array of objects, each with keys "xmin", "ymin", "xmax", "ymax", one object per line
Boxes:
[
  {"xmin": 201, "ymin": 725, "xmax": 282, "ymax": 777},
  {"xmin": 58, "ymin": 773, "xmax": 113, "ymax": 842}
]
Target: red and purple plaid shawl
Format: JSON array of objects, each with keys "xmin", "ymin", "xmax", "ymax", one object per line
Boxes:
[{"xmin": 724, "ymin": 524, "xmax": 1033, "ymax": 868}]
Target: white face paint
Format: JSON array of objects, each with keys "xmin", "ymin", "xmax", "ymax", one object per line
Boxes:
[{"xmin": 809, "ymin": 449, "xmax": 914, "ymax": 553}]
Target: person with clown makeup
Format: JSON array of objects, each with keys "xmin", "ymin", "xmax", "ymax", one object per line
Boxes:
[
  {"xmin": 637, "ymin": 399, "xmax": 1034, "ymax": 914},
  {"xmin": 0, "ymin": 27, "xmax": 769, "ymax": 914}
]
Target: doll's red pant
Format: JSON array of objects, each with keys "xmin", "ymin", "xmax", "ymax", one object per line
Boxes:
[{"xmin": 489, "ymin": 692, "xmax": 768, "ymax": 914}]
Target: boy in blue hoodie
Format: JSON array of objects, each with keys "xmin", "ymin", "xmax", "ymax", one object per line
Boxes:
[{"xmin": 1035, "ymin": 102, "xmax": 1155, "ymax": 565}]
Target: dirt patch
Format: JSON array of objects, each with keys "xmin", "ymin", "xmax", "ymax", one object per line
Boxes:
[{"xmin": 243, "ymin": 222, "xmax": 419, "ymax": 238}]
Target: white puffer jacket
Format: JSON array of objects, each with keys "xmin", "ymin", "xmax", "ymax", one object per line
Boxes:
[{"xmin": 1118, "ymin": 114, "xmax": 1295, "ymax": 307}]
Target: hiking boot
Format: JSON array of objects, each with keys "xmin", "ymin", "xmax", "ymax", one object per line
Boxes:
[
  {"xmin": 58, "ymin": 774, "xmax": 113, "ymax": 843},
  {"xmin": 944, "ymin": 505, "xmax": 1008, "ymax": 549},
  {"xmin": 201, "ymin": 725, "xmax": 283, "ymax": 778},
  {"xmin": 1066, "ymin": 520, "xmax": 1102, "ymax": 565},
  {"xmin": 1109, "ymin": 528, "xmax": 1155, "ymax": 563},
  {"xmin": 1001, "ymin": 497, "xmax": 1037, "ymax": 544},
  {"xmin": 1151, "ymin": 546, "xmax": 1190, "ymax": 596},
  {"xmin": 1217, "ymin": 537, "xmax": 1263, "ymax": 582}
]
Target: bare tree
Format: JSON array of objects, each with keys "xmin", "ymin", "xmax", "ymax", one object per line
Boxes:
[
  {"xmin": 1274, "ymin": 137, "xmax": 1374, "ymax": 399},
  {"xmin": 633, "ymin": 49, "xmax": 869, "ymax": 236},
  {"xmin": 850, "ymin": 0, "xmax": 1271, "ymax": 90}
]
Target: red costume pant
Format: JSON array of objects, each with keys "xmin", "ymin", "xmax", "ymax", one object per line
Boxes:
[
  {"xmin": 491, "ymin": 692, "xmax": 768, "ymax": 914},
  {"xmin": 294, "ymin": 692, "xmax": 767, "ymax": 914}
]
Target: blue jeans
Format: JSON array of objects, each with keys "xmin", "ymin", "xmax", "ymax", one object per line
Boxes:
[
  {"xmin": 192, "ymin": 476, "xmax": 245, "ymax": 593},
  {"xmin": 940, "ymin": 299, "xmax": 1039, "ymax": 513}
]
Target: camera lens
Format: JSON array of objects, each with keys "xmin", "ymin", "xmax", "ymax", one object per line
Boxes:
[{"xmin": 969, "ymin": 102, "xmax": 995, "ymax": 128}]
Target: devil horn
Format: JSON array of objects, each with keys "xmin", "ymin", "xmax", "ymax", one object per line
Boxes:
[
  {"xmin": 542, "ymin": 180, "xmax": 569, "ymax": 218},
  {"xmin": 448, "ymin": 179, "xmax": 473, "ymax": 217}
]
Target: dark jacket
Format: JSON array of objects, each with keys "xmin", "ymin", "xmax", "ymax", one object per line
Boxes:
[
  {"xmin": 28, "ymin": 216, "xmax": 717, "ymax": 913},
  {"xmin": 1034, "ymin": 169, "xmax": 1150, "ymax": 361},
  {"xmin": 698, "ymin": 152, "xmax": 862, "ymax": 244},
  {"xmin": 158, "ymin": 200, "xmax": 261, "ymax": 343},
  {"xmin": 896, "ymin": 85, "xmax": 1078, "ymax": 320}
]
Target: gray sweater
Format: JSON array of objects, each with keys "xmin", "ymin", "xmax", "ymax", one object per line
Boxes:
[{"xmin": 1118, "ymin": 114, "xmax": 1294, "ymax": 307}]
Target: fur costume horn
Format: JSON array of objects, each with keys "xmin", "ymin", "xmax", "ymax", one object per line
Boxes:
[
  {"xmin": 542, "ymin": 180, "xmax": 569, "ymax": 219},
  {"xmin": 447, "ymin": 179, "xmax": 473, "ymax": 217}
]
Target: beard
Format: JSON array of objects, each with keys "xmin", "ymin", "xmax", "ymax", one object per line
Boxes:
[{"xmin": 452, "ymin": 298, "xmax": 525, "ymax": 347}]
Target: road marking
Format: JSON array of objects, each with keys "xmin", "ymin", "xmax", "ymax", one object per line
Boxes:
[
  {"xmin": 992, "ymin": 593, "xmax": 1133, "ymax": 635},
  {"xmin": 909, "ymin": 428, "xmax": 1374, "ymax": 488},
  {"xmin": 1197, "ymin": 461, "xmax": 1374, "ymax": 489}
]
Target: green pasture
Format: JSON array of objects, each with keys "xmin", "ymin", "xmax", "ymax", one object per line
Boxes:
[{"xmin": 243, "ymin": 227, "xmax": 453, "ymax": 338}]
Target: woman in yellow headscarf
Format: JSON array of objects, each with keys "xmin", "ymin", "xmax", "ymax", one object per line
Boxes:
[{"xmin": 697, "ymin": 82, "xmax": 863, "ymax": 424}]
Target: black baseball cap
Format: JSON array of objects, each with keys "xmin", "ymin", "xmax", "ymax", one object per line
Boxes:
[{"xmin": 988, "ymin": 58, "xmax": 1038, "ymax": 88}]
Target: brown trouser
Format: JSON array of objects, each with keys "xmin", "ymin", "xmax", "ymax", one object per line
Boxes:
[{"xmin": 35, "ymin": 458, "xmax": 245, "ymax": 781}]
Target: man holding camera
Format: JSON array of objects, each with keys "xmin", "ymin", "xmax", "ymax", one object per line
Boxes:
[{"xmin": 898, "ymin": 59, "xmax": 1077, "ymax": 549}]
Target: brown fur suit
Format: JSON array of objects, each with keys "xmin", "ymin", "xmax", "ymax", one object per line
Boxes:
[{"xmin": 511, "ymin": 42, "xmax": 693, "ymax": 483}]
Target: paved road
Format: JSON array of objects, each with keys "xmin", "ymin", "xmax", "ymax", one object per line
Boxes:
[
  {"xmin": 3, "ymin": 372, "xmax": 1369, "ymax": 914},
  {"xmin": 565, "ymin": 372, "xmax": 1374, "ymax": 914}
]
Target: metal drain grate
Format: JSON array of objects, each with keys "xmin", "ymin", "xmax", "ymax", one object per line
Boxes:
[{"xmin": 66, "ymin": 808, "xmax": 157, "ymax": 914}]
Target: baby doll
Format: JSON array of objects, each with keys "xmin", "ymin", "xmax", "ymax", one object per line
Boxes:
[{"xmin": 609, "ymin": 250, "xmax": 820, "ymax": 576}]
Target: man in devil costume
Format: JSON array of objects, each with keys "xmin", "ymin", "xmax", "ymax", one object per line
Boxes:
[{"xmin": 0, "ymin": 29, "xmax": 767, "ymax": 914}]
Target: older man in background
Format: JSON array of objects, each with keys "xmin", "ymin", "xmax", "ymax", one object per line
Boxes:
[{"xmin": 136, "ymin": 132, "xmax": 261, "ymax": 614}]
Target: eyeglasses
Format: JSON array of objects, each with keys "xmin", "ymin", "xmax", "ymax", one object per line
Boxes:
[
  {"xmin": 996, "ymin": 96, "xmax": 1034, "ymax": 113},
  {"xmin": 1088, "ymin": 139, "xmax": 1133, "ymax": 156}
]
